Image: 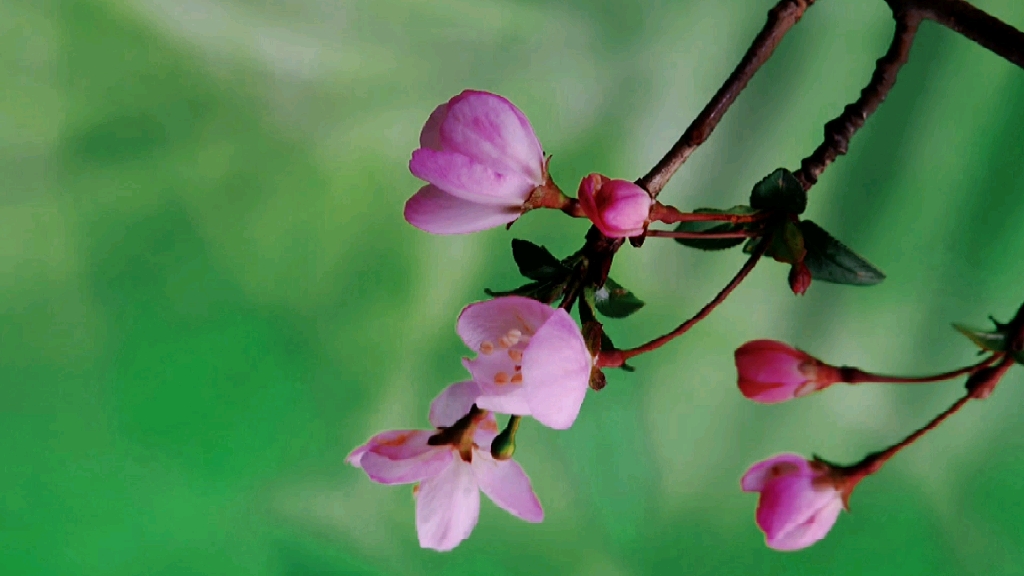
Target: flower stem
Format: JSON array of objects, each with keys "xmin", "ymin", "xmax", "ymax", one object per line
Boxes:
[
  {"xmin": 649, "ymin": 203, "xmax": 766, "ymax": 225},
  {"xmin": 600, "ymin": 240, "xmax": 768, "ymax": 367},
  {"xmin": 645, "ymin": 229, "xmax": 757, "ymax": 240},
  {"xmin": 839, "ymin": 355, "xmax": 999, "ymax": 384}
]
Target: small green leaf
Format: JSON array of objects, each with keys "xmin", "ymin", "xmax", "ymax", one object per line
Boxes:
[
  {"xmin": 765, "ymin": 220, "xmax": 806, "ymax": 265},
  {"xmin": 673, "ymin": 206, "xmax": 755, "ymax": 251},
  {"xmin": 511, "ymin": 239, "xmax": 569, "ymax": 281},
  {"xmin": 594, "ymin": 278, "xmax": 644, "ymax": 318},
  {"xmin": 485, "ymin": 279, "xmax": 567, "ymax": 304},
  {"xmin": 953, "ymin": 324, "xmax": 1007, "ymax": 352},
  {"xmin": 750, "ymin": 168, "xmax": 807, "ymax": 214},
  {"xmin": 798, "ymin": 221, "xmax": 885, "ymax": 285}
]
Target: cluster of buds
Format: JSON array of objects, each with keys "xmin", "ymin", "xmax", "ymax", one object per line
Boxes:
[{"xmin": 350, "ymin": 89, "xmax": 1022, "ymax": 553}]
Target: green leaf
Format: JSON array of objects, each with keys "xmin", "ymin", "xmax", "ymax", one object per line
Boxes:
[
  {"xmin": 750, "ymin": 168, "xmax": 807, "ymax": 214},
  {"xmin": 673, "ymin": 206, "xmax": 755, "ymax": 251},
  {"xmin": 485, "ymin": 278, "xmax": 567, "ymax": 304},
  {"xmin": 511, "ymin": 239, "xmax": 569, "ymax": 281},
  {"xmin": 953, "ymin": 324, "xmax": 1007, "ymax": 352},
  {"xmin": 594, "ymin": 278, "xmax": 644, "ymax": 318},
  {"xmin": 798, "ymin": 220, "xmax": 885, "ymax": 285},
  {"xmin": 765, "ymin": 220, "xmax": 806, "ymax": 265}
]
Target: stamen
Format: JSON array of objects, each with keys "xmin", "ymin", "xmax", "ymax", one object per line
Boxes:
[
  {"xmin": 511, "ymin": 373, "xmax": 523, "ymax": 384},
  {"xmin": 497, "ymin": 337, "xmax": 510, "ymax": 349},
  {"xmin": 506, "ymin": 329, "xmax": 522, "ymax": 346},
  {"xmin": 508, "ymin": 349, "xmax": 523, "ymax": 362},
  {"xmin": 494, "ymin": 371, "xmax": 510, "ymax": 385},
  {"xmin": 480, "ymin": 341, "xmax": 494, "ymax": 355},
  {"xmin": 514, "ymin": 365, "xmax": 521, "ymax": 372}
]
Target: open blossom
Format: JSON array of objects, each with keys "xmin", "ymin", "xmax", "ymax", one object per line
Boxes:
[
  {"xmin": 347, "ymin": 381, "xmax": 543, "ymax": 552},
  {"xmin": 458, "ymin": 296, "xmax": 593, "ymax": 430},
  {"xmin": 735, "ymin": 340, "xmax": 842, "ymax": 404},
  {"xmin": 577, "ymin": 173, "xmax": 652, "ymax": 238},
  {"xmin": 405, "ymin": 90, "xmax": 547, "ymax": 234},
  {"xmin": 741, "ymin": 454, "xmax": 845, "ymax": 551}
]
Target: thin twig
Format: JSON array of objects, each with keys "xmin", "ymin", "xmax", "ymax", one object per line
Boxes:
[
  {"xmin": 794, "ymin": 13, "xmax": 921, "ymax": 189},
  {"xmin": 890, "ymin": 0, "xmax": 1024, "ymax": 69},
  {"xmin": 645, "ymin": 229, "xmax": 756, "ymax": 240},
  {"xmin": 637, "ymin": 0, "xmax": 818, "ymax": 198}
]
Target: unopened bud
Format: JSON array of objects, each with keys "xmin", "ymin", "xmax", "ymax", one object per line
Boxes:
[
  {"xmin": 490, "ymin": 415, "xmax": 521, "ymax": 460},
  {"xmin": 789, "ymin": 262, "xmax": 812, "ymax": 296}
]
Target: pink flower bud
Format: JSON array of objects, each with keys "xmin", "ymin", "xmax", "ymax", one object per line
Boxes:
[
  {"xmin": 734, "ymin": 340, "xmax": 841, "ymax": 404},
  {"xmin": 405, "ymin": 90, "xmax": 547, "ymax": 235},
  {"xmin": 577, "ymin": 174, "xmax": 652, "ymax": 238},
  {"xmin": 788, "ymin": 262, "xmax": 812, "ymax": 295},
  {"xmin": 741, "ymin": 454, "xmax": 845, "ymax": 551}
]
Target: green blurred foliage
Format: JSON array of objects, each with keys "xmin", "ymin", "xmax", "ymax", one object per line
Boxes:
[{"xmin": 2, "ymin": 0, "xmax": 1024, "ymax": 574}]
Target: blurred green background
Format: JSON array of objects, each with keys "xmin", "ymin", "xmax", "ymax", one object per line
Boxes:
[{"xmin": 4, "ymin": 0, "xmax": 1024, "ymax": 574}]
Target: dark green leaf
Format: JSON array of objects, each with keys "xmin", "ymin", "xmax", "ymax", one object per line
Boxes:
[
  {"xmin": 594, "ymin": 278, "xmax": 644, "ymax": 318},
  {"xmin": 485, "ymin": 278, "xmax": 567, "ymax": 304},
  {"xmin": 765, "ymin": 220, "xmax": 806, "ymax": 265},
  {"xmin": 798, "ymin": 220, "xmax": 885, "ymax": 285},
  {"xmin": 511, "ymin": 239, "xmax": 569, "ymax": 281},
  {"xmin": 673, "ymin": 206, "xmax": 755, "ymax": 251},
  {"xmin": 750, "ymin": 168, "xmax": 807, "ymax": 214}
]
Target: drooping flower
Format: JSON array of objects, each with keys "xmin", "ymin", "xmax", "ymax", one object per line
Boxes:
[
  {"xmin": 405, "ymin": 90, "xmax": 548, "ymax": 234},
  {"xmin": 457, "ymin": 296, "xmax": 593, "ymax": 430},
  {"xmin": 741, "ymin": 453, "xmax": 846, "ymax": 551},
  {"xmin": 735, "ymin": 340, "xmax": 841, "ymax": 404},
  {"xmin": 347, "ymin": 381, "xmax": 543, "ymax": 552},
  {"xmin": 576, "ymin": 173, "xmax": 652, "ymax": 238}
]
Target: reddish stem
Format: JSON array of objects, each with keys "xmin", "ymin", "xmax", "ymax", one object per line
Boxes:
[
  {"xmin": 840, "ymin": 355, "xmax": 998, "ymax": 384},
  {"xmin": 600, "ymin": 240, "xmax": 769, "ymax": 367},
  {"xmin": 650, "ymin": 203, "xmax": 766, "ymax": 225}
]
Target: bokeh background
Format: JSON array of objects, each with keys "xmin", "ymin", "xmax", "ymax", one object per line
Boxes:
[{"xmin": 4, "ymin": 0, "xmax": 1024, "ymax": 574}]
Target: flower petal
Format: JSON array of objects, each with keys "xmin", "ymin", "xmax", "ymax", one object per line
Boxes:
[
  {"xmin": 472, "ymin": 452, "xmax": 543, "ymax": 523},
  {"xmin": 471, "ymin": 412, "xmax": 501, "ymax": 449},
  {"xmin": 768, "ymin": 497, "xmax": 843, "ymax": 551},
  {"xmin": 475, "ymin": 386, "xmax": 531, "ymax": 417},
  {"xmin": 757, "ymin": 475, "xmax": 840, "ymax": 547},
  {"xmin": 456, "ymin": 296, "xmax": 554, "ymax": 353},
  {"xmin": 420, "ymin": 103, "xmax": 448, "ymax": 151},
  {"xmin": 429, "ymin": 381, "xmax": 482, "ymax": 429},
  {"xmin": 410, "ymin": 149, "xmax": 535, "ymax": 206},
  {"xmin": 415, "ymin": 459, "xmax": 481, "ymax": 552},
  {"xmin": 741, "ymin": 454, "xmax": 809, "ymax": 492},
  {"xmin": 359, "ymin": 431, "xmax": 454, "ymax": 485},
  {"xmin": 404, "ymin": 185, "xmax": 521, "ymax": 235},
  {"xmin": 520, "ymin": 309, "xmax": 591, "ymax": 429},
  {"xmin": 440, "ymin": 90, "xmax": 545, "ymax": 185}
]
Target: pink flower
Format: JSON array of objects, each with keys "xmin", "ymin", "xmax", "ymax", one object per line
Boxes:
[
  {"xmin": 577, "ymin": 174, "xmax": 652, "ymax": 238},
  {"xmin": 347, "ymin": 381, "xmax": 543, "ymax": 552},
  {"xmin": 405, "ymin": 90, "xmax": 547, "ymax": 234},
  {"xmin": 735, "ymin": 340, "xmax": 841, "ymax": 404},
  {"xmin": 458, "ymin": 296, "xmax": 593, "ymax": 430},
  {"xmin": 741, "ymin": 454, "xmax": 845, "ymax": 551}
]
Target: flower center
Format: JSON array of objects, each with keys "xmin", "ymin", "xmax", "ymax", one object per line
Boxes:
[{"xmin": 480, "ymin": 328, "xmax": 532, "ymax": 386}]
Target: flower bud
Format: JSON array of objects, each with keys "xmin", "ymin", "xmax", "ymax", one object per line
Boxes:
[
  {"xmin": 788, "ymin": 262, "xmax": 812, "ymax": 295},
  {"xmin": 735, "ymin": 340, "xmax": 841, "ymax": 404},
  {"xmin": 741, "ymin": 454, "xmax": 846, "ymax": 551},
  {"xmin": 577, "ymin": 174, "xmax": 652, "ymax": 238}
]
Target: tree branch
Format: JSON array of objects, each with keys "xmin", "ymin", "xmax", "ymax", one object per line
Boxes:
[
  {"xmin": 637, "ymin": 0, "xmax": 818, "ymax": 198},
  {"xmin": 890, "ymin": 0, "xmax": 1024, "ymax": 69},
  {"xmin": 794, "ymin": 13, "xmax": 921, "ymax": 189}
]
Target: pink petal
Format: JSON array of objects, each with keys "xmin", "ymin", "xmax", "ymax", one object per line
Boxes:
[
  {"xmin": 456, "ymin": 296, "xmax": 554, "ymax": 353},
  {"xmin": 757, "ymin": 475, "xmax": 840, "ymax": 547},
  {"xmin": 359, "ymin": 430, "xmax": 454, "ymax": 485},
  {"xmin": 768, "ymin": 497, "xmax": 843, "ymax": 551},
  {"xmin": 741, "ymin": 453, "xmax": 808, "ymax": 492},
  {"xmin": 415, "ymin": 459, "xmax": 481, "ymax": 552},
  {"xmin": 345, "ymin": 443, "xmax": 369, "ymax": 467},
  {"xmin": 410, "ymin": 149, "xmax": 536, "ymax": 206},
  {"xmin": 475, "ymin": 386, "xmax": 531, "ymax": 417},
  {"xmin": 420, "ymin": 103, "xmax": 448, "ymax": 151},
  {"xmin": 471, "ymin": 452, "xmax": 543, "ymax": 523},
  {"xmin": 429, "ymin": 381, "xmax": 482, "ymax": 429},
  {"xmin": 404, "ymin": 185, "xmax": 522, "ymax": 235},
  {"xmin": 440, "ymin": 90, "xmax": 545, "ymax": 185},
  {"xmin": 520, "ymin": 309, "xmax": 592, "ymax": 430},
  {"xmin": 471, "ymin": 412, "xmax": 501, "ymax": 449},
  {"xmin": 461, "ymin": 346, "xmax": 518, "ymax": 388}
]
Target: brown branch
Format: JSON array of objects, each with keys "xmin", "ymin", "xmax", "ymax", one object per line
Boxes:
[
  {"xmin": 637, "ymin": 0, "xmax": 818, "ymax": 198},
  {"xmin": 794, "ymin": 13, "xmax": 921, "ymax": 189},
  {"xmin": 890, "ymin": 0, "xmax": 1024, "ymax": 69}
]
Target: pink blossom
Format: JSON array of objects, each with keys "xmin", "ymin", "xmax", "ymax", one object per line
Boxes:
[
  {"xmin": 577, "ymin": 174, "xmax": 652, "ymax": 238},
  {"xmin": 347, "ymin": 381, "xmax": 543, "ymax": 552},
  {"xmin": 405, "ymin": 90, "xmax": 547, "ymax": 234},
  {"xmin": 741, "ymin": 454, "xmax": 845, "ymax": 551},
  {"xmin": 735, "ymin": 340, "xmax": 841, "ymax": 404},
  {"xmin": 458, "ymin": 296, "xmax": 593, "ymax": 430}
]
